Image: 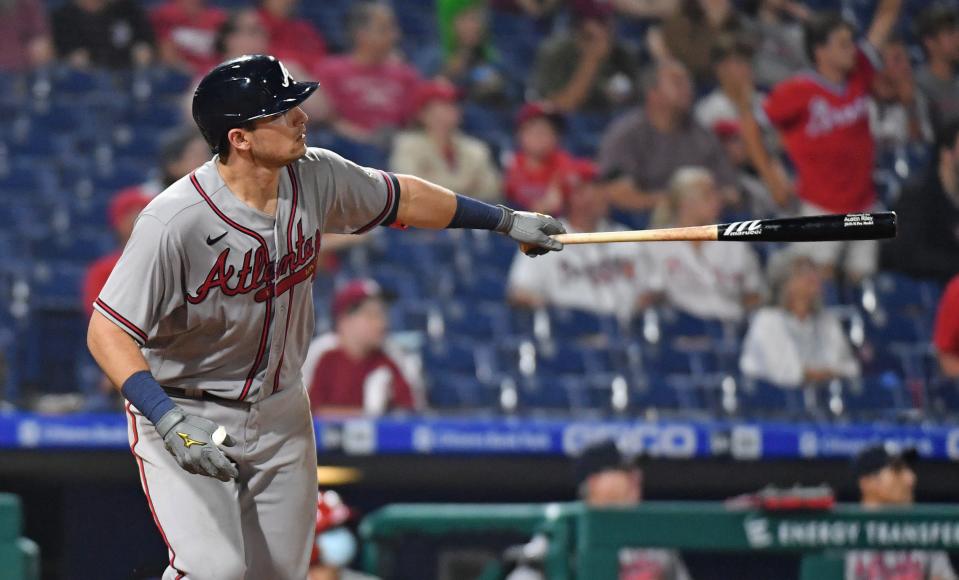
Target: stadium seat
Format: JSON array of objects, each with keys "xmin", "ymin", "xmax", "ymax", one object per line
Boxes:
[
  {"xmin": 844, "ymin": 374, "xmax": 907, "ymax": 417},
  {"xmin": 547, "ymin": 307, "xmax": 615, "ymax": 342},
  {"xmin": 29, "ymin": 261, "xmax": 87, "ymax": 311},
  {"xmin": 427, "ymin": 372, "xmax": 497, "ymax": 410},
  {"xmin": 633, "ymin": 373, "xmax": 683, "ymax": 412},
  {"xmin": 738, "ymin": 379, "xmax": 803, "ymax": 418},
  {"xmin": 517, "ymin": 374, "xmax": 573, "ymax": 411},
  {"xmin": 423, "ymin": 340, "xmax": 479, "ymax": 375}
]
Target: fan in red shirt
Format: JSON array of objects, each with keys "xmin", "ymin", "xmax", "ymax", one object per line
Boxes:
[
  {"xmin": 82, "ymin": 190, "xmax": 153, "ymax": 317},
  {"xmin": 504, "ymin": 102, "xmax": 579, "ymax": 215},
  {"xmin": 256, "ymin": 0, "xmax": 326, "ymax": 72},
  {"xmin": 312, "ymin": 3, "xmax": 421, "ymax": 144},
  {"xmin": 735, "ymin": 0, "xmax": 901, "ymax": 280},
  {"xmin": 303, "ymin": 280, "xmax": 419, "ymax": 415},
  {"xmin": 150, "ymin": 0, "xmax": 226, "ymax": 74},
  {"xmin": 934, "ymin": 274, "xmax": 959, "ymax": 379}
]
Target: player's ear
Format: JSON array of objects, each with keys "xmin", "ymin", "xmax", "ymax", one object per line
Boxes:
[{"xmin": 227, "ymin": 127, "xmax": 253, "ymax": 154}]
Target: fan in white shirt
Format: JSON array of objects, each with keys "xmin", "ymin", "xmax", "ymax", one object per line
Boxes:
[
  {"xmin": 507, "ymin": 163, "xmax": 648, "ymax": 321},
  {"xmin": 641, "ymin": 166, "xmax": 764, "ymax": 322},
  {"xmin": 740, "ymin": 253, "xmax": 860, "ymax": 387}
]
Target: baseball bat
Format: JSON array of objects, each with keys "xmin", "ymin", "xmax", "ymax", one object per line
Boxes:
[{"xmin": 551, "ymin": 212, "xmax": 896, "ymax": 245}]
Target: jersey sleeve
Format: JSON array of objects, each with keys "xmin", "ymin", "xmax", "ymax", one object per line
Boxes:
[
  {"xmin": 762, "ymin": 80, "xmax": 807, "ymax": 129},
  {"xmin": 310, "ymin": 149, "xmax": 401, "ymax": 234},
  {"xmin": 93, "ymin": 214, "xmax": 180, "ymax": 345}
]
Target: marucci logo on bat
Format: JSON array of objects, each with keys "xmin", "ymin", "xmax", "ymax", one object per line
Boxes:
[{"xmin": 722, "ymin": 220, "xmax": 763, "ymax": 237}]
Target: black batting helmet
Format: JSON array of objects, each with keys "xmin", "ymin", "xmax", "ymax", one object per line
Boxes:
[{"xmin": 192, "ymin": 54, "xmax": 319, "ymax": 153}]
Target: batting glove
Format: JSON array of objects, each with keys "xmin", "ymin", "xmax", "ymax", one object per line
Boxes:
[
  {"xmin": 496, "ymin": 206, "xmax": 566, "ymax": 256},
  {"xmin": 154, "ymin": 408, "xmax": 239, "ymax": 482}
]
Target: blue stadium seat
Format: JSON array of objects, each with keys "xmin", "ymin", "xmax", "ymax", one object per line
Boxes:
[
  {"xmin": 442, "ymin": 301, "xmax": 504, "ymax": 340},
  {"xmin": 547, "ymin": 307, "xmax": 614, "ymax": 341},
  {"xmin": 633, "ymin": 373, "xmax": 683, "ymax": 411},
  {"xmin": 462, "ymin": 229, "xmax": 518, "ymax": 272},
  {"xmin": 30, "ymin": 261, "xmax": 87, "ymax": 311},
  {"xmin": 517, "ymin": 374, "xmax": 572, "ymax": 411},
  {"xmin": 427, "ymin": 372, "xmax": 496, "ymax": 410},
  {"xmin": 455, "ymin": 267, "xmax": 507, "ymax": 303},
  {"xmin": 536, "ymin": 345, "xmax": 588, "ymax": 375},
  {"xmin": 423, "ymin": 340, "xmax": 478, "ymax": 375},
  {"xmin": 845, "ymin": 374, "xmax": 907, "ymax": 417},
  {"xmin": 738, "ymin": 379, "xmax": 803, "ymax": 418},
  {"xmin": 33, "ymin": 229, "xmax": 115, "ymax": 262}
]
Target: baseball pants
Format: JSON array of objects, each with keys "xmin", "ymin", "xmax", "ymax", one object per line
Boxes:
[{"xmin": 125, "ymin": 384, "xmax": 318, "ymax": 580}]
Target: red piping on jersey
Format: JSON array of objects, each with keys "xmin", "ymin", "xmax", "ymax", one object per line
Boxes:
[
  {"xmin": 352, "ymin": 171, "xmax": 396, "ymax": 234},
  {"xmin": 272, "ymin": 165, "xmax": 300, "ymax": 394},
  {"xmin": 95, "ymin": 298, "xmax": 148, "ymax": 343},
  {"xmin": 126, "ymin": 403, "xmax": 186, "ymax": 579},
  {"xmin": 190, "ymin": 172, "xmax": 272, "ymax": 402}
]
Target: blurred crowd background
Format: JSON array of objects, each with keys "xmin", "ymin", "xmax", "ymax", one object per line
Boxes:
[{"xmin": 1, "ymin": 0, "xmax": 959, "ymax": 424}]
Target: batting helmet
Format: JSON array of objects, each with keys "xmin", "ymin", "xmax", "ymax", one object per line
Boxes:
[{"xmin": 192, "ymin": 54, "xmax": 319, "ymax": 153}]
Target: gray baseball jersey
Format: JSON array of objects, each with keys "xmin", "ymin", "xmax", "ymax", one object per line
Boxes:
[{"xmin": 94, "ymin": 147, "xmax": 400, "ymax": 401}]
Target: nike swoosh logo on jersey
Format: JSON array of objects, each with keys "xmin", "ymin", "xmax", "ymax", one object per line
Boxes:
[{"xmin": 206, "ymin": 232, "xmax": 228, "ymax": 245}]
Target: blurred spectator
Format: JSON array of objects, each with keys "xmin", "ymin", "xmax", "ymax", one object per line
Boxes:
[
  {"xmin": 916, "ymin": 5, "xmax": 959, "ymax": 127},
  {"xmin": 740, "ymin": 254, "xmax": 859, "ymax": 388},
  {"xmin": 869, "ymin": 36, "xmax": 933, "ymax": 151},
  {"xmin": 658, "ymin": 0, "xmax": 752, "ymax": 86},
  {"xmin": 882, "ymin": 122, "xmax": 959, "ymax": 283},
  {"xmin": 303, "ymin": 280, "xmax": 420, "ymax": 416},
  {"xmin": 182, "ymin": 11, "xmax": 322, "ymax": 122},
  {"xmin": 435, "ymin": 0, "xmax": 509, "ymax": 104},
  {"xmin": 504, "ymin": 440, "xmax": 692, "ymax": 580},
  {"xmin": 389, "ymin": 81, "xmax": 501, "ymax": 202},
  {"xmin": 598, "ymin": 60, "xmax": 738, "ymax": 213},
  {"xmin": 0, "ymin": 0, "xmax": 53, "ymax": 72},
  {"xmin": 204, "ymin": 8, "xmax": 269, "ymax": 71},
  {"xmin": 313, "ymin": 2, "xmax": 422, "ymax": 145},
  {"xmin": 934, "ymin": 275, "xmax": 959, "ymax": 379},
  {"xmin": 51, "ymin": 0, "xmax": 153, "ymax": 69},
  {"xmin": 598, "ymin": 0, "xmax": 678, "ymax": 20},
  {"xmin": 257, "ymin": 0, "xmax": 326, "ymax": 72},
  {"xmin": 713, "ymin": 121, "xmax": 779, "ymax": 217},
  {"xmin": 531, "ymin": 4, "xmax": 639, "ymax": 112},
  {"xmin": 734, "ymin": 3, "xmax": 902, "ymax": 281},
  {"xmin": 151, "ymin": 0, "xmax": 227, "ymax": 74},
  {"xmin": 504, "ymin": 102, "xmax": 578, "ymax": 214},
  {"xmin": 490, "ymin": 0, "xmax": 562, "ymax": 19},
  {"xmin": 119, "ymin": 128, "xmax": 210, "ymax": 198},
  {"xmin": 695, "ymin": 37, "xmax": 766, "ymax": 132},
  {"xmin": 309, "ymin": 491, "xmax": 379, "ymax": 580},
  {"xmin": 507, "ymin": 161, "xmax": 647, "ymax": 320},
  {"xmin": 82, "ymin": 191, "xmax": 152, "ymax": 317},
  {"xmin": 742, "ymin": 0, "xmax": 809, "ymax": 88},
  {"xmin": 642, "ymin": 167, "xmax": 763, "ymax": 322},
  {"xmin": 846, "ymin": 445, "xmax": 957, "ymax": 580}
]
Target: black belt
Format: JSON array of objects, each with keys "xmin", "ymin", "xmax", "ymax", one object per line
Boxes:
[{"xmin": 162, "ymin": 386, "xmax": 251, "ymax": 407}]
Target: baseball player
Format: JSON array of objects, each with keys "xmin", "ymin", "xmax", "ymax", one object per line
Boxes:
[{"xmin": 86, "ymin": 54, "xmax": 565, "ymax": 580}]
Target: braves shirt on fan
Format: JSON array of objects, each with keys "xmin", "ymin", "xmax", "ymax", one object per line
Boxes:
[
  {"xmin": 845, "ymin": 550, "xmax": 957, "ymax": 580},
  {"xmin": 313, "ymin": 55, "xmax": 422, "ymax": 132},
  {"xmin": 644, "ymin": 240, "xmax": 763, "ymax": 322},
  {"xmin": 93, "ymin": 148, "xmax": 400, "ymax": 401},
  {"xmin": 301, "ymin": 333, "xmax": 415, "ymax": 414},
  {"xmin": 507, "ymin": 219, "xmax": 648, "ymax": 320},
  {"xmin": 762, "ymin": 43, "xmax": 880, "ymax": 213}
]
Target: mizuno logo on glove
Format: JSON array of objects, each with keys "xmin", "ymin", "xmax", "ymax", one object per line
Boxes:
[{"xmin": 177, "ymin": 432, "xmax": 206, "ymax": 448}]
